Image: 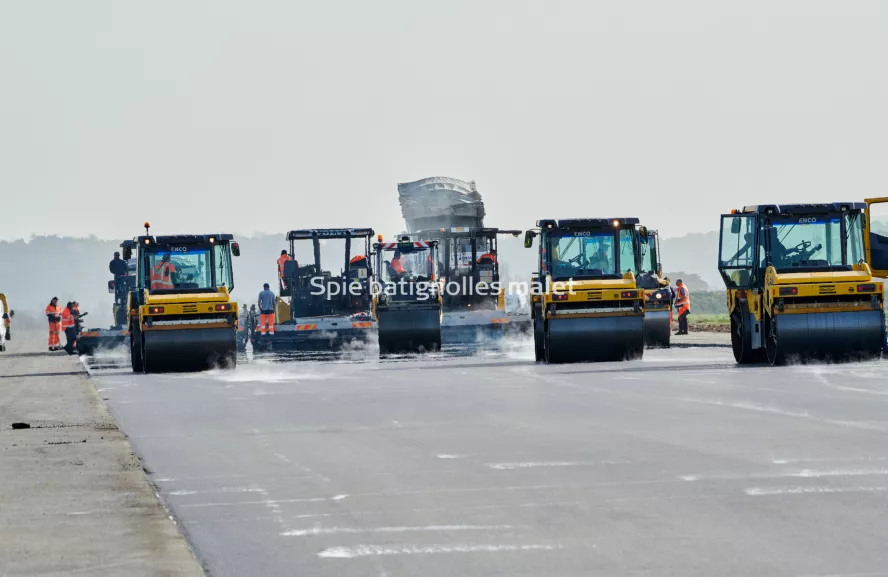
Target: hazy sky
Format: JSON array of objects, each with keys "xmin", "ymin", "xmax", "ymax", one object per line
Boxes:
[{"xmin": 2, "ymin": 1, "xmax": 887, "ymax": 242}]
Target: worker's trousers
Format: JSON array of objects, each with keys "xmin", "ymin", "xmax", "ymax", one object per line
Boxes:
[
  {"xmin": 258, "ymin": 312, "xmax": 275, "ymax": 335},
  {"xmin": 677, "ymin": 309, "xmax": 689, "ymax": 334},
  {"xmin": 64, "ymin": 327, "xmax": 77, "ymax": 354},
  {"xmin": 48, "ymin": 322, "xmax": 60, "ymax": 348}
]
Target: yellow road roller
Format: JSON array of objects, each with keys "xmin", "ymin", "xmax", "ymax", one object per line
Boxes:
[
  {"xmin": 126, "ymin": 223, "xmax": 241, "ymax": 373},
  {"xmin": 525, "ymin": 218, "xmax": 648, "ymax": 363},
  {"xmin": 719, "ymin": 203, "xmax": 884, "ymax": 365},
  {"xmin": 372, "ymin": 235, "xmax": 442, "ymax": 355}
]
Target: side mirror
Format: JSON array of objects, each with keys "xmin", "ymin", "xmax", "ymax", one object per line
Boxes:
[
  {"xmin": 524, "ymin": 230, "xmax": 537, "ymax": 249},
  {"xmin": 638, "ymin": 225, "xmax": 648, "ymax": 238},
  {"xmin": 122, "ymin": 246, "xmax": 132, "ymax": 260},
  {"xmin": 232, "ymin": 242, "xmax": 240, "ymax": 257},
  {"xmin": 730, "ymin": 218, "xmax": 742, "ymax": 234}
]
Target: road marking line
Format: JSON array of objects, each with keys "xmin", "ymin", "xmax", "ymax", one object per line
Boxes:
[
  {"xmin": 745, "ymin": 486, "xmax": 888, "ymax": 496},
  {"xmin": 488, "ymin": 460, "xmax": 629, "ymax": 470},
  {"xmin": 772, "ymin": 457, "xmax": 888, "ymax": 465},
  {"xmin": 318, "ymin": 544, "xmax": 563, "ymax": 558},
  {"xmin": 180, "ymin": 494, "xmax": 348, "ymax": 508},
  {"xmin": 283, "ymin": 524, "xmax": 520, "ymax": 537}
]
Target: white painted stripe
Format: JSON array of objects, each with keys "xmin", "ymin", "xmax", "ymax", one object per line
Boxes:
[
  {"xmin": 680, "ymin": 468, "xmax": 888, "ymax": 483},
  {"xmin": 436, "ymin": 454, "xmax": 461, "ymax": 460},
  {"xmin": 181, "ymin": 494, "xmax": 348, "ymax": 508},
  {"xmin": 318, "ymin": 544, "xmax": 563, "ymax": 558},
  {"xmin": 282, "ymin": 524, "xmax": 519, "ymax": 537},
  {"xmin": 745, "ymin": 486, "xmax": 888, "ymax": 497},
  {"xmin": 791, "ymin": 469, "xmax": 888, "ymax": 478},
  {"xmin": 168, "ymin": 487, "xmax": 266, "ymax": 496},
  {"xmin": 772, "ymin": 456, "xmax": 888, "ymax": 465},
  {"xmin": 488, "ymin": 460, "xmax": 628, "ymax": 470}
]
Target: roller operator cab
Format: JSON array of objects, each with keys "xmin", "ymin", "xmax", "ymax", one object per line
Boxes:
[
  {"xmin": 77, "ymin": 240, "xmax": 137, "ymax": 355},
  {"xmin": 372, "ymin": 236, "xmax": 442, "ymax": 355},
  {"xmin": 719, "ymin": 203, "xmax": 884, "ymax": 366},
  {"xmin": 525, "ymin": 218, "xmax": 647, "ymax": 363},
  {"xmin": 126, "ymin": 224, "xmax": 240, "ymax": 373},
  {"xmin": 636, "ymin": 229, "xmax": 673, "ymax": 348},
  {"xmin": 250, "ymin": 228, "xmax": 377, "ymax": 351},
  {"xmin": 406, "ymin": 227, "xmax": 531, "ymax": 343}
]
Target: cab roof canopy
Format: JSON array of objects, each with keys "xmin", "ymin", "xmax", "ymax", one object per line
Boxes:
[
  {"xmin": 136, "ymin": 234, "xmax": 234, "ymax": 245},
  {"xmin": 287, "ymin": 228, "xmax": 374, "ymax": 240},
  {"xmin": 409, "ymin": 227, "xmax": 521, "ymax": 236},
  {"xmin": 739, "ymin": 203, "xmax": 866, "ymax": 214},
  {"xmin": 536, "ymin": 218, "xmax": 640, "ymax": 228}
]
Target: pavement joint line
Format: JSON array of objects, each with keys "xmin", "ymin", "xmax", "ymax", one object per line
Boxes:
[
  {"xmin": 281, "ymin": 523, "xmax": 526, "ymax": 537},
  {"xmin": 317, "ymin": 543, "xmax": 566, "ymax": 558}
]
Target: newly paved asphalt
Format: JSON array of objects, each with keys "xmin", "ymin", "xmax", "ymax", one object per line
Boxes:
[{"xmin": 84, "ymin": 339, "xmax": 888, "ymax": 577}]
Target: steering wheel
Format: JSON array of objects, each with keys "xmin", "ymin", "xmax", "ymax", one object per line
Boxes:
[
  {"xmin": 568, "ymin": 254, "xmax": 588, "ymax": 267},
  {"xmin": 784, "ymin": 240, "xmax": 811, "ymax": 255}
]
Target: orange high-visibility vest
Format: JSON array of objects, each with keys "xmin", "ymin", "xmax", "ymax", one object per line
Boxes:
[
  {"xmin": 45, "ymin": 304, "xmax": 61, "ymax": 319},
  {"xmin": 61, "ymin": 307, "xmax": 75, "ymax": 329},
  {"xmin": 426, "ymin": 254, "xmax": 435, "ymax": 280},
  {"xmin": 151, "ymin": 261, "xmax": 175, "ymax": 290},
  {"xmin": 277, "ymin": 254, "xmax": 292, "ymax": 278},
  {"xmin": 391, "ymin": 257, "xmax": 405, "ymax": 274},
  {"xmin": 676, "ymin": 285, "xmax": 690, "ymax": 314},
  {"xmin": 477, "ymin": 253, "xmax": 496, "ymax": 264}
]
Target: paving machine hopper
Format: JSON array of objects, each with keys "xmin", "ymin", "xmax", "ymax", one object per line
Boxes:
[
  {"xmin": 406, "ymin": 227, "xmax": 530, "ymax": 343},
  {"xmin": 78, "ymin": 241, "xmax": 137, "ymax": 355},
  {"xmin": 251, "ymin": 228, "xmax": 377, "ymax": 351},
  {"xmin": 719, "ymin": 203, "xmax": 884, "ymax": 366},
  {"xmin": 525, "ymin": 218, "xmax": 647, "ymax": 363},
  {"xmin": 372, "ymin": 236, "xmax": 442, "ymax": 354},
  {"xmin": 127, "ymin": 223, "xmax": 240, "ymax": 373},
  {"xmin": 636, "ymin": 229, "xmax": 674, "ymax": 348}
]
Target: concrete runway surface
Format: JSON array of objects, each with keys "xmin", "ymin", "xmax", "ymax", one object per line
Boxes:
[{"xmin": 83, "ymin": 340, "xmax": 888, "ymax": 577}]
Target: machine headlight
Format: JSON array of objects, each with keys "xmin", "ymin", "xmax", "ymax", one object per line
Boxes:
[{"xmin": 654, "ymin": 292, "xmax": 662, "ymax": 299}]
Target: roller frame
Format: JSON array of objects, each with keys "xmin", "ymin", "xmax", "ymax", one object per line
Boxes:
[
  {"xmin": 77, "ymin": 328, "xmax": 129, "ymax": 356},
  {"xmin": 251, "ymin": 316, "xmax": 376, "ymax": 351},
  {"xmin": 440, "ymin": 310, "xmax": 532, "ymax": 344}
]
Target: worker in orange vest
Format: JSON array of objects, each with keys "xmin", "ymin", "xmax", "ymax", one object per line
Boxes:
[
  {"xmin": 391, "ymin": 250, "xmax": 406, "ymax": 277},
  {"xmin": 477, "ymin": 250, "xmax": 496, "ymax": 264},
  {"xmin": 277, "ymin": 250, "xmax": 293, "ymax": 288},
  {"xmin": 150, "ymin": 254, "xmax": 176, "ymax": 290},
  {"xmin": 425, "ymin": 253, "xmax": 436, "ymax": 280},
  {"xmin": 61, "ymin": 302, "xmax": 77, "ymax": 354},
  {"xmin": 674, "ymin": 279, "xmax": 691, "ymax": 335},
  {"xmin": 45, "ymin": 297, "xmax": 62, "ymax": 351}
]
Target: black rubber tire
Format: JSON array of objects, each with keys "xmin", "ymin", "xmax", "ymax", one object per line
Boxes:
[
  {"xmin": 5, "ymin": 329, "xmax": 10, "ymax": 341},
  {"xmin": 533, "ymin": 307, "xmax": 545, "ymax": 362},
  {"xmin": 731, "ymin": 301, "xmax": 765, "ymax": 364},
  {"xmin": 764, "ymin": 313, "xmax": 784, "ymax": 366},
  {"xmin": 130, "ymin": 325, "xmax": 144, "ymax": 373},
  {"xmin": 543, "ymin": 321, "xmax": 554, "ymax": 364}
]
